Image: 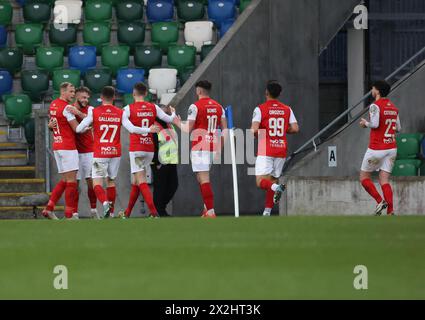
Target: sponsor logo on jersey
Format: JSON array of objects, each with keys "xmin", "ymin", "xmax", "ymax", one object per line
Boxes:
[
  {"xmin": 101, "ymin": 146, "xmax": 118, "ymax": 155},
  {"xmin": 139, "ymin": 137, "xmax": 153, "ymax": 144},
  {"xmin": 383, "ymin": 138, "xmax": 395, "ymax": 144},
  {"xmin": 207, "ymin": 108, "xmax": 218, "ymax": 114}
]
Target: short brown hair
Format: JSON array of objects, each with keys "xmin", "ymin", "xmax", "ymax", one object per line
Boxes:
[
  {"xmin": 76, "ymin": 86, "xmax": 91, "ymax": 96},
  {"xmin": 133, "ymin": 82, "xmax": 147, "ymax": 96},
  {"xmin": 195, "ymin": 80, "xmax": 212, "ymax": 92},
  {"xmin": 60, "ymin": 82, "xmax": 74, "ymax": 91},
  {"xmin": 101, "ymin": 86, "xmax": 115, "ymax": 100}
]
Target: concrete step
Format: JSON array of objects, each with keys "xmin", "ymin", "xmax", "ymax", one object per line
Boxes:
[
  {"xmin": 0, "ymin": 179, "xmax": 45, "ymax": 193},
  {"xmin": 0, "ymin": 166, "xmax": 36, "ymax": 178},
  {"xmin": 0, "ymin": 153, "xmax": 28, "ymax": 166},
  {"xmin": 0, "ymin": 192, "xmax": 49, "ymax": 206},
  {"xmin": 0, "ymin": 128, "xmax": 8, "ymax": 143},
  {"xmin": 0, "ymin": 206, "xmax": 65, "ymax": 220},
  {"xmin": 0, "ymin": 142, "xmax": 28, "ymax": 151}
]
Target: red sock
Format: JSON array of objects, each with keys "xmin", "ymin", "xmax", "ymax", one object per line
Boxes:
[
  {"xmin": 73, "ymin": 187, "xmax": 79, "ymax": 214},
  {"xmin": 65, "ymin": 182, "xmax": 78, "ymax": 218},
  {"xmin": 46, "ymin": 180, "xmax": 67, "ymax": 211},
  {"xmin": 259, "ymin": 179, "xmax": 274, "ymax": 191},
  {"xmin": 107, "ymin": 186, "xmax": 116, "ymax": 213},
  {"xmin": 200, "ymin": 183, "xmax": 214, "ymax": 211},
  {"xmin": 87, "ymin": 185, "xmax": 97, "ymax": 209},
  {"xmin": 94, "ymin": 185, "xmax": 108, "ymax": 204},
  {"xmin": 265, "ymin": 189, "xmax": 274, "ymax": 210},
  {"xmin": 361, "ymin": 179, "xmax": 383, "ymax": 204},
  {"xmin": 126, "ymin": 184, "xmax": 140, "ymax": 217},
  {"xmin": 139, "ymin": 183, "xmax": 157, "ymax": 216},
  {"xmin": 381, "ymin": 184, "xmax": 394, "ymax": 214}
]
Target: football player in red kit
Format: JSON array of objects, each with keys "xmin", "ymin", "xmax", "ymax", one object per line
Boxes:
[
  {"xmin": 65, "ymin": 86, "xmax": 99, "ymax": 218},
  {"xmin": 43, "ymin": 82, "xmax": 80, "ymax": 220},
  {"xmin": 174, "ymin": 80, "xmax": 228, "ymax": 218},
  {"xmin": 360, "ymin": 81, "xmax": 401, "ymax": 216},
  {"xmin": 251, "ymin": 81, "xmax": 299, "ymax": 216},
  {"xmin": 76, "ymin": 86, "xmax": 155, "ymax": 218},
  {"xmin": 118, "ymin": 82, "xmax": 175, "ymax": 219}
]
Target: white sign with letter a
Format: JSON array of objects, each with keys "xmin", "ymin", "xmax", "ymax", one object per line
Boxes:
[{"xmin": 328, "ymin": 146, "xmax": 337, "ymax": 167}]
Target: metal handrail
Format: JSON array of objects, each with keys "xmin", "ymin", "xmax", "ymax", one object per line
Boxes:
[{"xmin": 292, "ymin": 45, "xmax": 425, "ymax": 158}]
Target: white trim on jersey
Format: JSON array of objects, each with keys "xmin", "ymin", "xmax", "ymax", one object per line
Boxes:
[
  {"xmin": 63, "ymin": 106, "xmax": 76, "ymax": 122},
  {"xmin": 76, "ymin": 107, "xmax": 93, "ymax": 133},
  {"xmin": 251, "ymin": 106, "xmax": 298, "ymax": 124},
  {"xmin": 187, "ymin": 103, "xmax": 226, "ymax": 122},
  {"xmin": 122, "ymin": 106, "xmax": 151, "ymax": 135},
  {"xmin": 366, "ymin": 104, "xmax": 380, "ymax": 129},
  {"xmin": 187, "ymin": 104, "xmax": 198, "ymax": 121},
  {"xmin": 366, "ymin": 104, "xmax": 402, "ymax": 132}
]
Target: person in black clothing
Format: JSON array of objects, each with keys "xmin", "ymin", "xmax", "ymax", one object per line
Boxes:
[{"xmin": 151, "ymin": 105, "xmax": 179, "ymax": 217}]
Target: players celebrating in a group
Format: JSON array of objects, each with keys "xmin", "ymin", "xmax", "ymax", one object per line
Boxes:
[
  {"xmin": 174, "ymin": 80, "xmax": 228, "ymax": 218},
  {"xmin": 45, "ymin": 80, "xmax": 300, "ymax": 219},
  {"xmin": 76, "ymin": 86, "xmax": 155, "ymax": 218},
  {"xmin": 251, "ymin": 81, "xmax": 299, "ymax": 216},
  {"xmin": 119, "ymin": 83, "xmax": 176, "ymax": 219},
  {"xmin": 360, "ymin": 81, "xmax": 401, "ymax": 216}
]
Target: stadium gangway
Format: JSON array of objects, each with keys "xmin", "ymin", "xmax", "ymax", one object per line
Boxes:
[{"xmin": 283, "ymin": 45, "xmax": 425, "ymax": 173}]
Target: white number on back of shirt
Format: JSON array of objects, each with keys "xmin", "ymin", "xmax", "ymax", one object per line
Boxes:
[{"xmin": 100, "ymin": 124, "xmax": 118, "ymax": 143}]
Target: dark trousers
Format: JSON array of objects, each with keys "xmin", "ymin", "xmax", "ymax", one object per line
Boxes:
[{"xmin": 152, "ymin": 164, "xmax": 178, "ymax": 217}]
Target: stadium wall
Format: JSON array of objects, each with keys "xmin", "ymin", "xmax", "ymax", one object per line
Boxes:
[
  {"xmin": 170, "ymin": 0, "xmax": 361, "ymax": 215},
  {"xmin": 287, "ymin": 57, "xmax": 425, "ymax": 177},
  {"xmin": 281, "ymin": 176, "xmax": 425, "ymax": 215}
]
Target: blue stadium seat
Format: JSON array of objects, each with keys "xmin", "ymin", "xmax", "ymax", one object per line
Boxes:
[
  {"xmin": 116, "ymin": 68, "xmax": 145, "ymax": 94},
  {"xmin": 0, "ymin": 25, "xmax": 7, "ymax": 47},
  {"xmin": 147, "ymin": 0, "xmax": 174, "ymax": 23},
  {"xmin": 69, "ymin": 46, "xmax": 97, "ymax": 74},
  {"xmin": 0, "ymin": 70, "xmax": 13, "ymax": 100},
  {"xmin": 208, "ymin": 0, "xmax": 236, "ymax": 27},
  {"xmin": 219, "ymin": 20, "xmax": 235, "ymax": 38}
]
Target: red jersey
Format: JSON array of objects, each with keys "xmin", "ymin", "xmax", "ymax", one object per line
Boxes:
[
  {"xmin": 188, "ymin": 97, "xmax": 224, "ymax": 152},
  {"xmin": 75, "ymin": 105, "xmax": 94, "ymax": 154},
  {"xmin": 254, "ymin": 100, "xmax": 296, "ymax": 158},
  {"xmin": 49, "ymin": 98, "xmax": 77, "ymax": 151},
  {"xmin": 369, "ymin": 98, "xmax": 399, "ymax": 150},
  {"xmin": 127, "ymin": 102, "xmax": 157, "ymax": 152},
  {"xmin": 92, "ymin": 105, "xmax": 123, "ymax": 158}
]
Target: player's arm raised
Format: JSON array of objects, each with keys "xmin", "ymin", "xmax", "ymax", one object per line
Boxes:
[
  {"xmin": 156, "ymin": 105, "xmax": 176, "ymax": 123},
  {"xmin": 286, "ymin": 108, "xmax": 299, "ymax": 134},
  {"xmin": 175, "ymin": 104, "xmax": 196, "ymax": 133},
  {"xmin": 75, "ymin": 107, "xmax": 93, "ymax": 133},
  {"xmin": 121, "ymin": 106, "xmax": 159, "ymax": 135}
]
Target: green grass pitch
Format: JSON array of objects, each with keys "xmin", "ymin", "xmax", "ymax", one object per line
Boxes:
[{"xmin": 0, "ymin": 216, "xmax": 424, "ymax": 300}]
